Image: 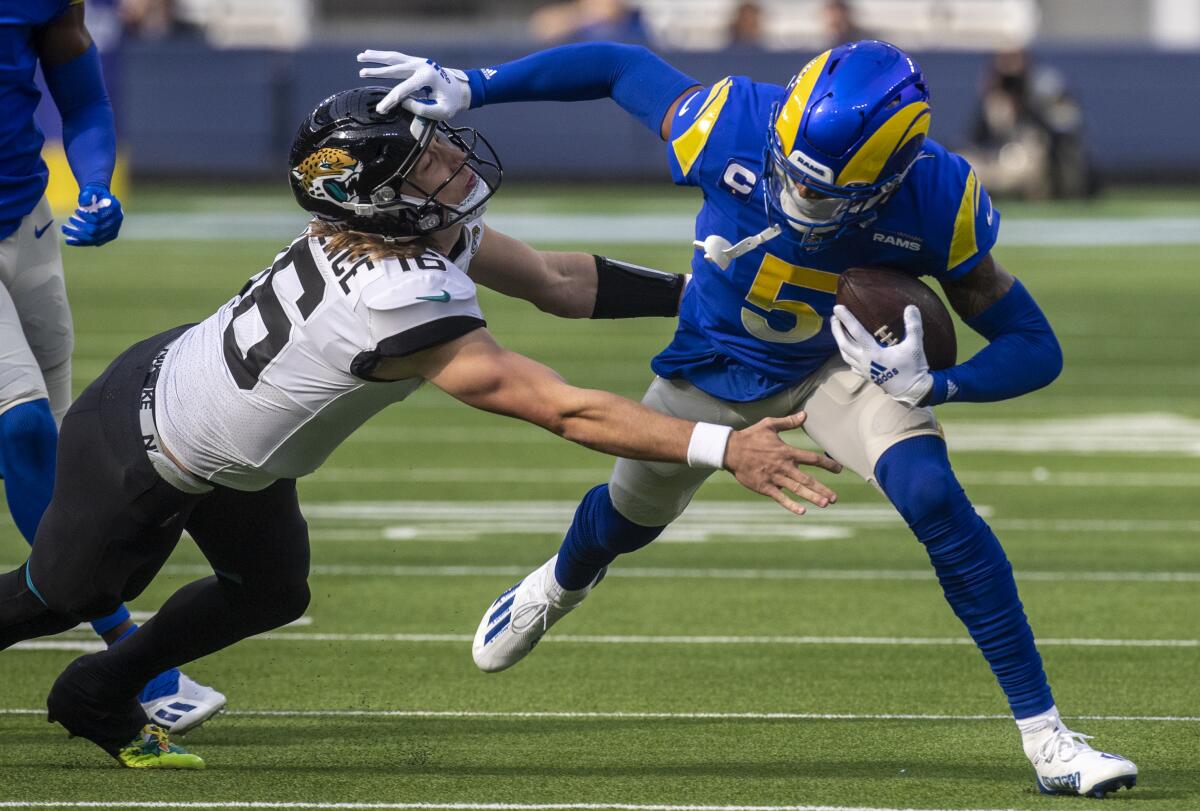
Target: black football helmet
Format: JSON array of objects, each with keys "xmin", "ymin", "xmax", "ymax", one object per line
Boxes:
[{"xmin": 289, "ymin": 86, "xmax": 502, "ymax": 238}]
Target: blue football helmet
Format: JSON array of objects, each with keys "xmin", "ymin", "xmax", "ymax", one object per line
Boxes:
[{"xmin": 765, "ymin": 40, "xmax": 931, "ymax": 250}]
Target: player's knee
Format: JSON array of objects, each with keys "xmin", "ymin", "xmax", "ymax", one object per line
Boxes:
[
  {"xmin": 251, "ymin": 579, "xmax": 310, "ymax": 626},
  {"xmin": 38, "ymin": 580, "xmax": 121, "ymax": 625},
  {"xmin": 0, "ymin": 400, "xmax": 58, "ymax": 473},
  {"xmin": 608, "ymin": 479, "xmax": 687, "ymax": 528},
  {"xmin": 876, "ymin": 436, "xmax": 971, "ymax": 539}
]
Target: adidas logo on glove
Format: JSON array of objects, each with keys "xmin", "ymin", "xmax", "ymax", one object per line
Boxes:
[{"xmin": 869, "ymin": 361, "xmax": 900, "ymax": 385}]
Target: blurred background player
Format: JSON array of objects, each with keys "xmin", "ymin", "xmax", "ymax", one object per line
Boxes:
[
  {"xmin": 357, "ymin": 39, "xmax": 1137, "ymax": 798},
  {"xmin": 0, "ymin": 87, "xmax": 839, "ymax": 767},
  {"xmin": 0, "ymin": 0, "xmax": 223, "ymax": 732},
  {"xmin": 960, "ymin": 49, "xmax": 1095, "ymax": 200}
]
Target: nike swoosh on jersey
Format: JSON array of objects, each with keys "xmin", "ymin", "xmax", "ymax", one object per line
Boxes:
[
  {"xmin": 34, "ymin": 221, "xmax": 53, "ymax": 239},
  {"xmin": 678, "ymin": 90, "xmax": 702, "ymax": 118},
  {"xmin": 416, "ymin": 291, "xmax": 451, "ymax": 302}
]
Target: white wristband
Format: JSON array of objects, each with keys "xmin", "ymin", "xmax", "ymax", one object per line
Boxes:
[{"xmin": 687, "ymin": 422, "xmax": 733, "ymax": 470}]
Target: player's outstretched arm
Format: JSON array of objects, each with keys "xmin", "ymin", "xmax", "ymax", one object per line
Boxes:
[
  {"xmin": 35, "ymin": 4, "xmax": 122, "ymax": 247},
  {"xmin": 927, "ymin": 253, "xmax": 1063, "ymax": 405},
  {"xmin": 470, "ymin": 228, "xmax": 685, "ymax": 319},
  {"xmin": 357, "ymin": 43, "xmax": 700, "ymax": 140},
  {"xmin": 383, "ymin": 327, "xmax": 840, "ymax": 515}
]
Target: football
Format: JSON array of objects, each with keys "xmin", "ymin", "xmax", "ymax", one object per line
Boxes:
[{"xmin": 836, "ymin": 267, "xmax": 958, "ymax": 370}]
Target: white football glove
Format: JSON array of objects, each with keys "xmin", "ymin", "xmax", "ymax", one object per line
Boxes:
[
  {"xmin": 830, "ymin": 304, "xmax": 933, "ymax": 408},
  {"xmin": 357, "ymin": 50, "xmax": 471, "ymax": 119}
]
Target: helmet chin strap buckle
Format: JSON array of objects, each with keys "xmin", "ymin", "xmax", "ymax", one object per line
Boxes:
[{"xmin": 693, "ymin": 225, "xmax": 782, "ymax": 270}]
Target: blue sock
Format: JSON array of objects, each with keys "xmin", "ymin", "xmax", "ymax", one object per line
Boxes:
[
  {"xmin": 875, "ymin": 435, "xmax": 1054, "ymax": 719},
  {"xmin": 0, "ymin": 400, "xmax": 58, "ymax": 544},
  {"xmin": 0, "ymin": 400, "xmax": 137, "ymax": 641},
  {"xmin": 555, "ymin": 484, "xmax": 666, "ymax": 590},
  {"xmin": 91, "ymin": 604, "xmax": 131, "ymax": 636}
]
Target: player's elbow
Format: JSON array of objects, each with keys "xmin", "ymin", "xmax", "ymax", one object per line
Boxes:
[
  {"xmin": 540, "ymin": 391, "xmax": 597, "ymax": 445},
  {"xmin": 1031, "ymin": 327, "xmax": 1064, "ymax": 390},
  {"xmin": 533, "ymin": 262, "xmax": 591, "ymax": 319}
]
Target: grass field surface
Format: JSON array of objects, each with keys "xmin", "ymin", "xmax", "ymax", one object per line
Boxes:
[{"xmin": 1, "ymin": 186, "xmax": 1197, "ymax": 810}]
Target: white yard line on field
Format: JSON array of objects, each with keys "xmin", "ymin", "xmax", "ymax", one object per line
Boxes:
[
  {"xmin": 333, "ymin": 413, "xmax": 1200, "ymax": 457},
  {"xmin": 116, "ymin": 210, "xmax": 1200, "ymax": 248},
  {"xmin": 2, "ymin": 707, "xmax": 1197, "ymax": 724},
  {"xmin": 3, "ymin": 562, "xmax": 1196, "ymax": 585},
  {"xmin": 288, "ymin": 501, "xmax": 1200, "ymax": 544},
  {"xmin": 0, "ymin": 802, "xmax": 1061, "ymax": 811},
  {"xmin": 310, "ymin": 466, "xmax": 1200, "ymax": 488},
  {"xmin": 12, "ymin": 633, "xmax": 1196, "ymax": 652}
]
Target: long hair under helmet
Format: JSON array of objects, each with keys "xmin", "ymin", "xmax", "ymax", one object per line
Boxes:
[
  {"xmin": 765, "ymin": 40, "xmax": 930, "ymax": 251},
  {"xmin": 289, "ymin": 86, "xmax": 502, "ymax": 239}
]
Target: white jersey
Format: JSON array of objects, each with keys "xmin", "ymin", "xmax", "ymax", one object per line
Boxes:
[{"xmin": 154, "ymin": 223, "xmax": 486, "ymax": 491}]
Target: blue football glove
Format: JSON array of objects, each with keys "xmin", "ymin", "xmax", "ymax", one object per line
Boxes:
[{"xmin": 62, "ymin": 183, "xmax": 123, "ymax": 247}]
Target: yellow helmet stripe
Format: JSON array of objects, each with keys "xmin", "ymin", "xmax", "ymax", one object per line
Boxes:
[
  {"xmin": 774, "ymin": 51, "xmax": 832, "ymax": 155},
  {"xmin": 835, "ymin": 102, "xmax": 931, "ymax": 187},
  {"xmin": 671, "ymin": 77, "xmax": 734, "ymax": 178},
  {"xmin": 947, "ymin": 168, "xmax": 981, "ymax": 271}
]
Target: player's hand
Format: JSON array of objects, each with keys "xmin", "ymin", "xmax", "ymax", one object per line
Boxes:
[
  {"xmin": 723, "ymin": 411, "xmax": 841, "ymax": 516},
  {"xmin": 357, "ymin": 50, "xmax": 471, "ymax": 119},
  {"xmin": 831, "ymin": 304, "xmax": 933, "ymax": 408},
  {"xmin": 62, "ymin": 183, "xmax": 123, "ymax": 247}
]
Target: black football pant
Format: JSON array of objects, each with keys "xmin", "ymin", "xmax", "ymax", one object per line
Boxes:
[{"xmin": 0, "ymin": 327, "xmax": 310, "ymax": 753}]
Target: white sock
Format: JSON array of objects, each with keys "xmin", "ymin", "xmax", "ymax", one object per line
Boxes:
[{"xmin": 1017, "ymin": 705, "xmax": 1062, "ymax": 758}]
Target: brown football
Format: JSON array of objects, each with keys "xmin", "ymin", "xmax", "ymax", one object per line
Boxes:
[{"xmin": 835, "ymin": 268, "xmax": 957, "ymax": 370}]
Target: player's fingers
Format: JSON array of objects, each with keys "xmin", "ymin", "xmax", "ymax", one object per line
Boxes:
[
  {"xmin": 903, "ymin": 305, "xmax": 924, "ymax": 341},
  {"xmin": 762, "ymin": 484, "xmax": 807, "ymax": 517},
  {"xmin": 400, "ymin": 96, "xmax": 454, "ymax": 120},
  {"xmin": 789, "ymin": 447, "xmax": 843, "ymax": 474},
  {"xmin": 773, "ymin": 471, "xmax": 833, "ymax": 507},
  {"xmin": 357, "ymin": 49, "xmax": 411, "ymax": 64},
  {"xmin": 760, "ymin": 411, "xmax": 806, "ymax": 433},
  {"xmin": 832, "ymin": 304, "xmax": 875, "ymax": 345},
  {"xmin": 376, "ymin": 74, "xmax": 428, "ymax": 112},
  {"xmin": 358, "ymin": 66, "xmax": 411, "ymax": 79}
]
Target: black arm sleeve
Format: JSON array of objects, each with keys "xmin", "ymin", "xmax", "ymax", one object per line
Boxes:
[{"xmin": 591, "ymin": 255, "xmax": 686, "ymax": 319}]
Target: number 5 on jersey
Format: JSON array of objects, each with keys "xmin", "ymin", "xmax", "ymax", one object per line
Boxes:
[{"xmin": 740, "ymin": 254, "xmax": 838, "ymax": 344}]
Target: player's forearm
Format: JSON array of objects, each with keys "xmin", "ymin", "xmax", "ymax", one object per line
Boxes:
[
  {"xmin": 927, "ymin": 280, "xmax": 1062, "ymax": 405},
  {"xmin": 43, "ymin": 43, "xmax": 116, "ymax": 189},
  {"xmin": 539, "ymin": 253, "xmax": 686, "ymax": 319},
  {"xmin": 465, "ymin": 42, "xmax": 698, "ymax": 134},
  {"xmin": 552, "ymin": 388, "xmax": 703, "ymax": 464}
]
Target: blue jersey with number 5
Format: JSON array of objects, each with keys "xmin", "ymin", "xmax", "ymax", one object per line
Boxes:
[{"xmin": 652, "ymin": 76, "xmax": 1000, "ymax": 402}]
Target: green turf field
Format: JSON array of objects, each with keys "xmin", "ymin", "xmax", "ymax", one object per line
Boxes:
[{"xmin": 1, "ymin": 186, "xmax": 1197, "ymax": 811}]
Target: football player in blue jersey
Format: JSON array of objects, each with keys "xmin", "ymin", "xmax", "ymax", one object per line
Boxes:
[
  {"xmin": 357, "ymin": 40, "xmax": 1138, "ymax": 798},
  {"xmin": 0, "ymin": 0, "xmax": 224, "ymax": 732}
]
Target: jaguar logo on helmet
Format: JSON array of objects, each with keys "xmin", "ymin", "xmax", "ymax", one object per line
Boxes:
[{"xmin": 291, "ymin": 148, "xmax": 363, "ymax": 209}]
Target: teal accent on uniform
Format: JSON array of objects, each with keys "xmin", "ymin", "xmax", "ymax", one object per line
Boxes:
[
  {"xmin": 416, "ymin": 291, "xmax": 451, "ymax": 302},
  {"xmin": 24, "ymin": 563, "xmax": 46, "ymax": 605}
]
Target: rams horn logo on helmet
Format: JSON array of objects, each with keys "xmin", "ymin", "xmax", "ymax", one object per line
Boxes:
[{"xmin": 292, "ymin": 148, "xmax": 363, "ymax": 208}]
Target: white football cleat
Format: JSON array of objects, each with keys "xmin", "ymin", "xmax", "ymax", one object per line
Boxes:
[
  {"xmin": 140, "ymin": 673, "xmax": 227, "ymax": 735},
  {"xmin": 472, "ymin": 554, "xmax": 603, "ymax": 673},
  {"xmin": 1028, "ymin": 723, "xmax": 1138, "ymax": 798}
]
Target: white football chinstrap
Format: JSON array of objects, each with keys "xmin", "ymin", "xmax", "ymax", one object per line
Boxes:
[
  {"xmin": 473, "ymin": 555, "xmax": 602, "ymax": 673},
  {"xmin": 1027, "ymin": 722, "xmax": 1138, "ymax": 798},
  {"xmin": 140, "ymin": 673, "xmax": 227, "ymax": 735}
]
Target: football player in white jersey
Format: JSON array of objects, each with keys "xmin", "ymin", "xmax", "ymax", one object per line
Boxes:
[{"xmin": 0, "ymin": 87, "xmax": 841, "ymax": 769}]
